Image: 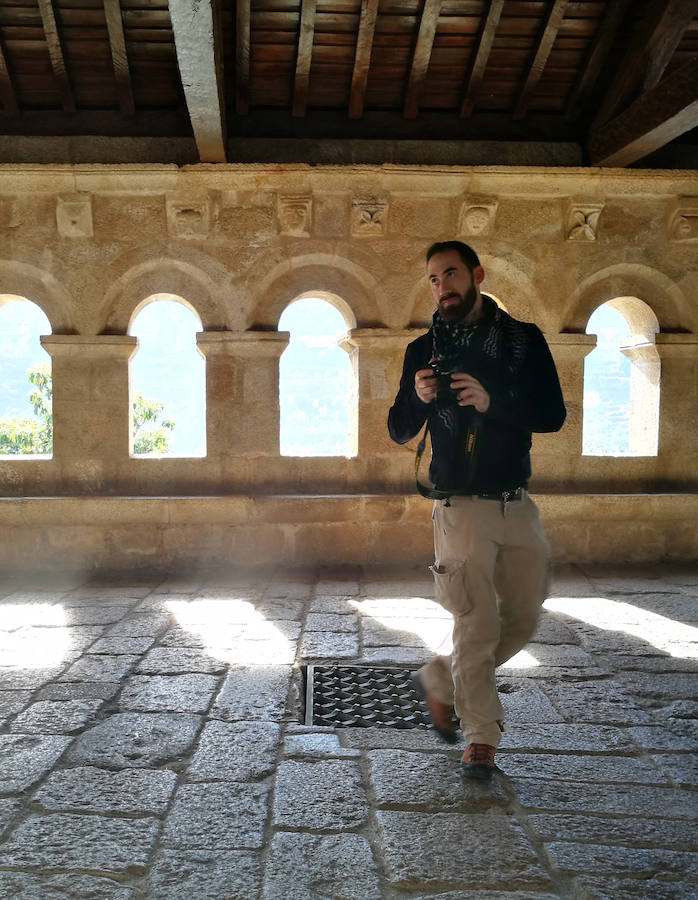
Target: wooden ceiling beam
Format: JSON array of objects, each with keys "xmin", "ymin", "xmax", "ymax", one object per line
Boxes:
[
  {"xmin": 593, "ymin": 0, "xmax": 697, "ymax": 128},
  {"xmin": 589, "ymin": 56, "xmax": 698, "ymax": 167},
  {"xmin": 103, "ymin": 0, "xmax": 135, "ymax": 116},
  {"xmin": 37, "ymin": 0, "xmax": 76, "ymax": 113},
  {"xmin": 403, "ymin": 0, "xmax": 442, "ymax": 119},
  {"xmin": 513, "ymin": 0, "xmax": 568, "ymax": 121},
  {"xmin": 0, "ymin": 37, "xmax": 19, "ymax": 117},
  {"xmin": 169, "ymin": 0, "xmax": 226, "ymax": 162},
  {"xmin": 565, "ymin": 0, "xmax": 631, "ymax": 120},
  {"xmin": 293, "ymin": 0, "xmax": 317, "ymax": 118},
  {"xmin": 349, "ymin": 0, "xmax": 379, "ymax": 119},
  {"xmin": 236, "ymin": 0, "xmax": 251, "ymax": 115},
  {"xmin": 460, "ymin": 0, "xmax": 504, "ymax": 119}
]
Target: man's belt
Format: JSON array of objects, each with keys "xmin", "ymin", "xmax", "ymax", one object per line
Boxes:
[{"xmin": 473, "ymin": 487, "xmax": 525, "ymax": 502}]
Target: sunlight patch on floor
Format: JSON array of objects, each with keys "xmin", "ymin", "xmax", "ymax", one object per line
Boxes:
[{"xmin": 0, "ymin": 604, "xmax": 70, "ymax": 667}]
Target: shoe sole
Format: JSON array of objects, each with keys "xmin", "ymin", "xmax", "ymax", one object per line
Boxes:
[
  {"xmin": 410, "ymin": 671, "xmax": 458, "ymax": 745},
  {"xmin": 459, "ymin": 763, "xmax": 495, "ymax": 781}
]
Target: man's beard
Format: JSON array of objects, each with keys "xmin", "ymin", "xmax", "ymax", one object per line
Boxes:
[{"xmin": 438, "ymin": 284, "xmax": 478, "ymax": 323}]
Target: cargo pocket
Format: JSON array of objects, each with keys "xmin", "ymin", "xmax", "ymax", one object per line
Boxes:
[{"xmin": 430, "ymin": 561, "xmax": 472, "ymax": 617}]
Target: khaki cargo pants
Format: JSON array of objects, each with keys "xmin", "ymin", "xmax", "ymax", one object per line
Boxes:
[{"xmin": 417, "ymin": 492, "xmax": 550, "ymax": 747}]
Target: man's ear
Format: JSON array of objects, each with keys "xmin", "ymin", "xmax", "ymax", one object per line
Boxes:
[{"xmin": 473, "ymin": 265, "xmax": 485, "ymax": 286}]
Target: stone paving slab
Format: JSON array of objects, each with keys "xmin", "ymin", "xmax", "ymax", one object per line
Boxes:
[
  {"xmin": 148, "ymin": 849, "xmax": 262, "ymax": 900},
  {"xmin": 272, "ymin": 759, "xmax": 368, "ymax": 829},
  {"xmin": 263, "ymin": 832, "xmax": 382, "ymax": 900},
  {"xmin": 498, "ymin": 723, "xmax": 637, "ymax": 753},
  {"xmin": 375, "ymin": 811, "xmax": 550, "ymax": 889},
  {"xmin": 574, "ymin": 875, "xmax": 697, "ymax": 899},
  {"xmin": 546, "ymin": 841, "xmax": 698, "ymax": 878},
  {"xmin": 118, "ymin": 673, "xmax": 220, "ymax": 713},
  {"xmin": 511, "ymin": 779, "xmax": 698, "ymax": 818},
  {"xmin": 0, "ymin": 812, "xmax": 159, "ymax": 872},
  {"xmin": 162, "ymin": 782, "xmax": 270, "ymax": 849},
  {"xmin": 0, "ymin": 734, "xmax": 71, "ymax": 793},
  {"xmin": 528, "ymin": 813, "xmax": 696, "ymax": 849},
  {"xmin": 34, "ymin": 765, "xmax": 177, "ymax": 814},
  {"xmin": 10, "ymin": 699, "xmax": 104, "ymax": 734},
  {"xmin": 499, "ymin": 752, "xmax": 666, "ymax": 785},
  {"xmin": 211, "ymin": 666, "xmax": 294, "ymax": 721},
  {"xmin": 187, "ymin": 720, "xmax": 281, "ymax": 780},
  {"xmin": 0, "ymin": 872, "xmax": 136, "ymax": 899},
  {"xmin": 65, "ymin": 711, "xmax": 201, "ymax": 769}
]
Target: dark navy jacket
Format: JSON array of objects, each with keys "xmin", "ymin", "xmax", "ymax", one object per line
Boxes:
[{"xmin": 387, "ymin": 298, "xmax": 566, "ymax": 495}]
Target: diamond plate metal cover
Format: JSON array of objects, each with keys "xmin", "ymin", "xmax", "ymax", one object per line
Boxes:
[{"xmin": 305, "ymin": 664, "xmax": 433, "ymax": 730}]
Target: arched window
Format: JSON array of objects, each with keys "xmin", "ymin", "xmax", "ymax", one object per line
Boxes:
[
  {"xmin": 583, "ymin": 299, "xmax": 659, "ymax": 456},
  {"xmin": 129, "ymin": 296, "xmax": 206, "ymax": 457},
  {"xmin": 0, "ymin": 296, "xmax": 52, "ymax": 457},
  {"xmin": 279, "ymin": 295, "xmax": 357, "ymax": 457}
]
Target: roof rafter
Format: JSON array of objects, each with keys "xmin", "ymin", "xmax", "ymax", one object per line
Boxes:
[
  {"xmin": 593, "ymin": 0, "xmax": 697, "ymax": 128},
  {"xmin": 103, "ymin": 0, "xmax": 135, "ymax": 116},
  {"xmin": 37, "ymin": 0, "xmax": 75, "ymax": 113},
  {"xmin": 235, "ymin": 0, "xmax": 251, "ymax": 115},
  {"xmin": 513, "ymin": 0, "xmax": 568, "ymax": 121},
  {"xmin": 403, "ymin": 0, "xmax": 442, "ymax": 119},
  {"xmin": 589, "ymin": 56, "xmax": 698, "ymax": 167},
  {"xmin": 460, "ymin": 0, "xmax": 504, "ymax": 119},
  {"xmin": 349, "ymin": 0, "xmax": 379, "ymax": 119},
  {"xmin": 293, "ymin": 0, "xmax": 317, "ymax": 118},
  {"xmin": 169, "ymin": 0, "xmax": 226, "ymax": 162}
]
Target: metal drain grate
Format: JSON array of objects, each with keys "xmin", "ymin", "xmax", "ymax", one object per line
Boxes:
[{"xmin": 305, "ymin": 665, "xmax": 433, "ymax": 729}]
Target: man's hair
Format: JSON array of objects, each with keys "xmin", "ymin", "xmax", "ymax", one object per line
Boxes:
[{"xmin": 426, "ymin": 240, "xmax": 480, "ymax": 270}]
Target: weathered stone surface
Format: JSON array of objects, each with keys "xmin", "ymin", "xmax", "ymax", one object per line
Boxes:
[
  {"xmin": 406, "ymin": 894, "xmax": 560, "ymax": 900},
  {"xmin": 628, "ymin": 724, "xmax": 698, "ymax": 752},
  {"xmin": 149, "ymin": 850, "xmax": 263, "ymax": 900},
  {"xmin": 575, "ymin": 875, "xmax": 697, "ymax": 899},
  {"xmin": 499, "ymin": 723, "xmax": 636, "ymax": 753},
  {"xmin": 546, "ymin": 842, "xmax": 698, "ymax": 878},
  {"xmin": 338, "ymin": 725, "xmax": 461, "ymax": 751},
  {"xmin": 528, "ymin": 813, "xmax": 696, "ymax": 849},
  {"xmin": 0, "ymin": 689, "xmax": 32, "ymax": 720},
  {"xmin": 0, "ymin": 813, "xmax": 158, "ymax": 872},
  {"xmin": 521, "ymin": 642, "xmax": 596, "ymax": 667},
  {"xmin": 37, "ymin": 681, "xmax": 120, "ymax": 701},
  {"xmin": 375, "ymin": 811, "xmax": 549, "ymax": 888},
  {"xmin": 273, "ymin": 759, "xmax": 368, "ymax": 829},
  {"xmin": 0, "ymin": 667, "xmax": 67, "ymax": 690},
  {"xmin": 118, "ymin": 673, "xmax": 219, "ymax": 713},
  {"xmin": 59, "ymin": 654, "xmax": 139, "ymax": 683},
  {"xmin": 263, "ymin": 833, "xmax": 381, "ymax": 899},
  {"xmin": 497, "ymin": 678, "xmax": 564, "ymax": 724},
  {"xmin": 616, "ymin": 672, "xmax": 698, "ymax": 700},
  {"xmin": 305, "ymin": 612, "xmax": 358, "ymax": 633},
  {"xmin": 10, "ymin": 699, "xmax": 103, "ymax": 734},
  {"xmin": 35, "ymin": 765, "xmax": 177, "ymax": 814},
  {"xmin": 309, "ymin": 596, "xmax": 359, "ymax": 614},
  {"xmin": 650, "ymin": 752, "xmax": 698, "ymax": 786},
  {"xmin": 500, "ymin": 752, "xmax": 666, "ymax": 785},
  {"xmin": 539, "ymin": 681, "xmax": 653, "ymax": 724},
  {"xmin": 0, "ymin": 872, "xmax": 135, "ymax": 899},
  {"xmin": 0, "ymin": 798, "xmax": 20, "ymax": 837},
  {"xmin": 360, "ymin": 646, "xmax": 434, "ymax": 665},
  {"xmin": 89, "ymin": 635, "xmax": 155, "ymax": 654},
  {"xmin": 187, "ymin": 720, "xmax": 281, "ymax": 780},
  {"xmin": 531, "ymin": 611, "xmax": 579, "ymax": 644},
  {"xmin": 65, "ymin": 606, "xmax": 131, "ymax": 625},
  {"xmin": 212, "ymin": 666, "xmax": 293, "ymax": 721},
  {"xmin": 368, "ymin": 749, "xmax": 509, "ymax": 809},
  {"xmin": 512, "ymin": 779, "xmax": 698, "ymax": 818},
  {"xmin": 283, "ymin": 729, "xmax": 360, "ymax": 758},
  {"xmin": 66, "ymin": 712, "xmax": 201, "ymax": 769},
  {"xmin": 300, "ymin": 631, "xmax": 359, "ymax": 658},
  {"xmin": 0, "ymin": 733, "xmax": 71, "ymax": 792},
  {"xmin": 105, "ymin": 614, "xmax": 171, "ymax": 638},
  {"xmin": 162, "ymin": 782, "xmax": 270, "ymax": 849}
]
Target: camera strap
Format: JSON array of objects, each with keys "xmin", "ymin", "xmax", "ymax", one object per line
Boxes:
[{"xmin": 414, "ymin": 415, "xmax": 481, "ymax": 500}]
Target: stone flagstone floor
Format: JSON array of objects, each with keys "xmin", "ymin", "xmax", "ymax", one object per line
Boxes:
[{"xmin": 0, "ymin": 562, "xmax": 696, "ymax": 899}]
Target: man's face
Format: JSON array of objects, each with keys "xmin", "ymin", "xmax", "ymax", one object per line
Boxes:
[{"xmin": 427, "ymin": 250, "xmax": 480, "ymax": 323}]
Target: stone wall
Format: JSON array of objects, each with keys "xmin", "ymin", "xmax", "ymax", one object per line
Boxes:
[{"xmin": 1, "ymin": 164, "xmax": 696, "ymax": 567}]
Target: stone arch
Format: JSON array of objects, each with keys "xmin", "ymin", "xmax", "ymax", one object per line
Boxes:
[
  {"xmin": 406, "ymin": 248, "xmax": 540, "ymax": 327},
  {"xmin": 247, "ymin": 253, "xmax": 383, "ymax": 329},
  {"xmin": 99, "ymin": 255, "xmax": 231, "ymax": 334},
  {"xmin": 0, "ymin": 260, "xmax": 75, "ymax": 333},
  {"xmin": 563, "ymin": 263, "xmax": 688, "ymax": 333},
  {"xmin": 279, "ymin": 289, "xmax": 357, "ymax": 331}
]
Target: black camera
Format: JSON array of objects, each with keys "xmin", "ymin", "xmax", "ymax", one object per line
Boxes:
[{"xmin": 428, "ymin": 359, "xmax": 456, "ymax": 403}]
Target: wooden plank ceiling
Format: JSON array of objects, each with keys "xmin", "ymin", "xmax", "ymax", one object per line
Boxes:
[{"xmin": 0, "ymin": 0, "xmax": 696, "ymax": 166}]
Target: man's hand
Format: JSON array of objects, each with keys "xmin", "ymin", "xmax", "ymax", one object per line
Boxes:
[
  {"xmin": 450, "ymin": 372, "xmax": 490, "ymax": 412},
  {"xmin": 414, "ymin": 367, "xmax": 437, "ymax": 403}
]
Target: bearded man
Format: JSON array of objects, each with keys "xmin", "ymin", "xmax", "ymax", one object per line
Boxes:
[{"xmin": 388, "ymin": 240, "xmax": 566, "ymax": 779}]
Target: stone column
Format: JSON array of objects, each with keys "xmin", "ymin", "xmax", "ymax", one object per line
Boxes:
[
  {"xmin": 620, "ymin": 336, "xmax": 660, "ymax": 456},
  {"xmin": 41, "ymin": 334, "xmax": 137, "ymax": 490},
  {"xmin": 196, "ymin": 330, "xmax": 289, "ymax": 458},
  {"xmin": 654, "ymin": 334, "xmax": 698, "ymax": 480},
  {"xmin": 538, "ymin": 333, "xmax": 596, "ymax": 482},
  {"xmin": 343, "ymin": 328, "xmax": 424, "ymax": 460}
]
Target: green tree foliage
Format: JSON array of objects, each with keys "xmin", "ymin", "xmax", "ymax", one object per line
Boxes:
[{"xmin": 0, "ymin": 364, "xmax": 175, "ymax": 455}]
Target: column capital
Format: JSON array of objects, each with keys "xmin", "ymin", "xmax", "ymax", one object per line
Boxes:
[
  {"xmin": 40, "ymin": 334, "xmax": 138, "ymax": 360},
  {"xmin": 343, "ymin": 328, "xmax": 425, "ymax": 351},
  {"xmin": 196, "ymin": 330, "xmax": 290, "ymax": 358},
  {"xmin": 545, "ymin": 332, "xmax": 597, "ymax": 361},
  {"xmin": 654, "ymin": 333, "xmax": 698, "ymax": 359}
]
